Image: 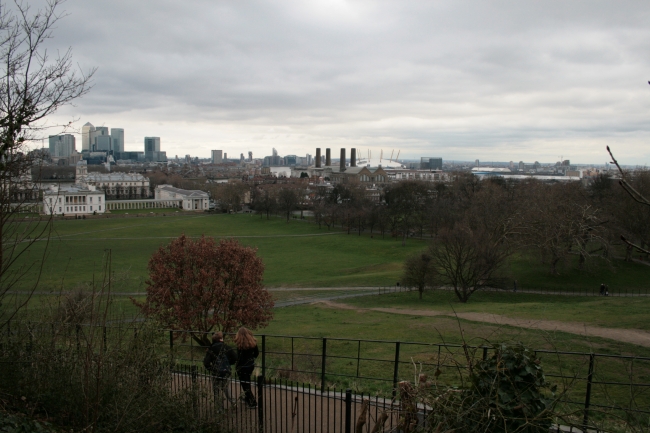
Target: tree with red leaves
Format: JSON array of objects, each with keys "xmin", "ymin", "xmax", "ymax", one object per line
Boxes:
[{"xmin": 134, "ymin": 235, "xmax": 274, "ymax": 346}]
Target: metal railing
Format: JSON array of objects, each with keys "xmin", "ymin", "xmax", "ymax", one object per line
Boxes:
[
  {"xmin": 169, "ymin": 364, "xmax": 592, "ymax": 433},
  {"xmin": 166, "ymin": 330, "xmax": 650, "ymax": 431}
]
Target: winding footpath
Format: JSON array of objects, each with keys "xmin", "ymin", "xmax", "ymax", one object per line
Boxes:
[{"xmin": 316, "ymin": 300, "xmax": 650, "ymax": 348}]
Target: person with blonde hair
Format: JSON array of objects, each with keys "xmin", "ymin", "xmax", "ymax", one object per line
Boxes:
[{"xmin": 235, "ymin": 327, "xmax": 259, "ymax": 408}]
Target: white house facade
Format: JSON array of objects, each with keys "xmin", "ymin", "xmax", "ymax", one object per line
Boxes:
[
  {"xmin": 42, "ymin": 184, "xmax": 106, "ymax": 215},
  {"xmin": 154, "ymin": 185, "xmax": 209, "ymax": 211}
]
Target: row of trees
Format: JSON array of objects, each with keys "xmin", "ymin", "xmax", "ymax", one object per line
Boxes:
[{"xmin": 398, "ymin": 170, "xmax": 649, "ymax": 302}]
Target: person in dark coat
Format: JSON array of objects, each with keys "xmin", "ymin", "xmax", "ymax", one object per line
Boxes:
[
  {"xmin": 204, "ymin": 331, "xmax": 237, "ymax": 404},
  {"xmin": 235, "ymin": 327, "xmax": 259, "ymax": 408}
]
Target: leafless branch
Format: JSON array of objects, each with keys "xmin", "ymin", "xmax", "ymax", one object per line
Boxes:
[{"xmin": 607, "ymin": 145, "xmax": 650, "ymax": 207}]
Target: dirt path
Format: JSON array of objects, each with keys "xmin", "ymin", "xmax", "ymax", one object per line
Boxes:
[{"xmin": 316, "ymin": 300, "xmax": 650, "ymax": 348}]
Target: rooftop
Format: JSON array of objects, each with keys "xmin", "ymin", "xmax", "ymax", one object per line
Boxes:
[{"xmin": 156, "ymin": 184, "xmax": 208, "ymax": 198}]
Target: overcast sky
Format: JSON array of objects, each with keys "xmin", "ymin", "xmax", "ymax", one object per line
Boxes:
[{"xmin": 38, "ymin": 0, "xmax": 650, "ymax": 164}]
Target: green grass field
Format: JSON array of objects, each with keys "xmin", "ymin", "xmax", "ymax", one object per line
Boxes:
[
  {"xmin": 14, "ymin": 213, "xmax": 424, "ymax": 292},
  {"xmin": 12, "ymin": 213, "xmax": 649, "ymax": 296}
]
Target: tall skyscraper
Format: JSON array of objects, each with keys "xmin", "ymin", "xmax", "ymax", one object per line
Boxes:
[
  {"xmin": 110, "ymin": 128, "xmax": 124, "ymax": 155},
  {"xmin": 95, "ymin": 135, "xmax": 111, "ymax": 152},
  {"xmin": 211, "ymin": 150, "xmax": 223, "ymax": 164},
  {"xmin": 144, "ymin": 137, "xmax": 160, "ymax": 152},
  {"xmin": 89, "ymin": 126, "xmax": 109, "ymax": 151},
  {"xmin": 81, "ymin": 122, "xmax": 95, "ymax": 151},
  {"xmin": 144, "ymin": 137, "xmax": 164, "ymax": 161},
  {"xmin": 48, "ymin": 134, "xmax": 76, "ymax": 157}
]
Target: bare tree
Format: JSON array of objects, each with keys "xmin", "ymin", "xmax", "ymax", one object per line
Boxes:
[
  {"xmin": 0, "ymin": 0, "xmax": 94, "ymax": 328},
  {"xmin": 402, "ymin": 253, "xmax": 436, "ymax": 300},
  {"xmin": 210, "ymin": 182, "xmax": 248, "ymax": 213},
  {"xmin": 607, "ymin": 146, "xmax": 650, "ymax": 255},
  {"xmin": 429, "ymin": 225, "xmax": 510, "ymax": 303},
  {"xmin": 384, "ymin": 180, "xmax": 430, "ymax": 246},
  {"xmin": 521, "ymin": 182, "xmax": 609, "ymax": 274},
  {"xmin": 277, "ymin": 187, "xmax": 299, "ymax": 222}
]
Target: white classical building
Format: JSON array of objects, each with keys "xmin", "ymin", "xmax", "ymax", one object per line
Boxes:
[
  {"xmin": 75, "ymin": 161, "xmax": 150, "ymax": 198},
  {"xmin": 42, "ymin": 183, "xmax": 106, "ymax": 215},
  {"xmin": 154, "ymin": 185, "xmax": 209, "ymax": 211}
]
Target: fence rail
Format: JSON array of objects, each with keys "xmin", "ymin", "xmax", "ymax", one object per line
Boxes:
[
  {"xmin": 168, "ymin": 364, "xmax": 598, "ymax": 433},
  {"xmin": 165, "ymin": 330, "xmax": 650, "ymax": 431}
]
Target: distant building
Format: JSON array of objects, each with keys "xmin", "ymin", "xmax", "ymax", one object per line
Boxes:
[
  {"xmin": 119, "ymin": 151, "xmax": 145, "ymax": 162},
  {"xmin": 144, "ymin": 136, "xmax": 160, "ymax": 153},
  {"xmin": 82, "ymin": 122, "xmax": 125, "ymax": 155},
  {"xmin": 155, "ymin": 185, "xmax": 209, "ymax": 211},
  {"xmin": 95, "ymin": 134, "xmax": 111, "ymax": 152},
  {"xmin": 212, "ymin": 150, "xmax": 223, "ymax": 164},
  {"xmin": 144, "ymin": 137, "xmax": 166, "ymax": 162},
  {"xmin": 89, "ymin": 127, "xmax": 110, "ymax": 152},
  {"xmin": 420, "ymin": 157, "xmax": 442, "ymax": 170},
  {"xmin": 81, "ymin": 122, "xmax": 95, "ymax": 151},
  {"xmin": 111, "ymin": 128, "xmax": 124, "ymax": 155},
  {"xmin": 48, "ymin": 134, "xmax": 76, "ymax": 157},
  {"xmin": 76, "ymin": 160, "xmax": 150, "ymax": 199},
  {"xmin": 42, "ymin": 183, "xmax": 106, "ymax": 216}
]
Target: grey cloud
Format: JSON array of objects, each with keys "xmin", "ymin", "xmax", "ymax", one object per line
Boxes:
[{"xmin": 38, "ymin": 0, "xmax": 650, "ymax": 163}]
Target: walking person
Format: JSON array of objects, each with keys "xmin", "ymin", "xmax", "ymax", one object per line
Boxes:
[
  {"xmin": 235, "ymin": 327, "xmax": 259, "ymax": 408},
  {"xmin": 204, "ymin": 331, "xmax": 237, "ymax": 406},
  {"xmin": 600, "ymin": 283, "xmax": 605, "ymax": 296}
]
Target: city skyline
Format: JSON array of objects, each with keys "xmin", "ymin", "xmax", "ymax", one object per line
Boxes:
[{"xmin": 33, "ymin": 0, "xmax": 650, "ymax": 165}]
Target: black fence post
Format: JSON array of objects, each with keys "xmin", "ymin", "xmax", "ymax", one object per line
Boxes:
[
  {"xmin": 482, "ymin": 346, "xmax": 488, "ymax": 361},
  {"xmin": 257, "ymin": 376, "xmax": 265, "ymax": 433},
  {"xmin": 261, "ymin": 335, "xmax": 266, "ymax": 378},
  {"xmin": 191, "ymin": 365, "xmax": 198, "ymax": 416},
  {"xmin": 345, "ymin": 388, "xmax": 352, "ymax": 433},
  {"xmin": 321, "ymin": 337, "xmax": 327, "ymax": 392},
  {"xmin": 583, "ymin": 353, "xmax": 595, "ymax": 430},
  {"xmin": 356, "ymin": 340, "xmax": 361, "ymax": 378},
  {"xmin": 392, "ymin": 341, "xmax": 401, "ymax": 398},
  {"xmin": 169, "ymin": 330, "xmax": 173, "ymax": 353}
]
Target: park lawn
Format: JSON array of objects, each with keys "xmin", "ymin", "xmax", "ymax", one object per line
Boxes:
[
  {"xmin": 18, "ymin": 289, "xmax": 381, "ymax": 325},
  {"xmin": 339, "ymin": 290, "xmax": 650, "ymax": 330},
  {"xmin": 13, "ymin": 213, "xmax": 424, "ymax": 292},
  {"xmin": 10, "ymin": 212, "xmax": 649, "ymax": 294}
]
